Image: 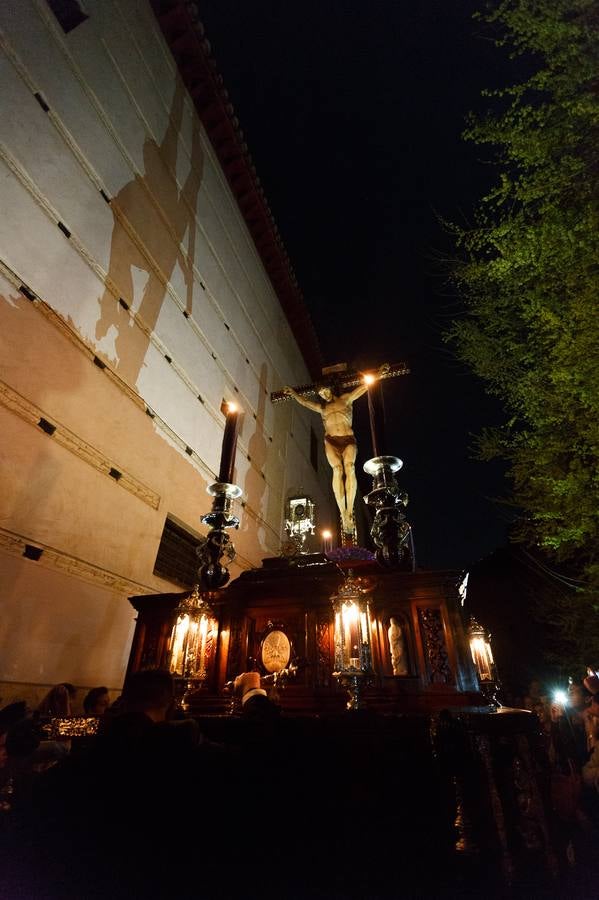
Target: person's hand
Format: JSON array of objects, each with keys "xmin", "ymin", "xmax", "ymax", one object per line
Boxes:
[
  {"xmin": 234, "ymin": 672, "xmax": 261, "ymax": 698},
  {"xmin": 282, "ymin": 386, "xmax": 294, "ymax": 398}
]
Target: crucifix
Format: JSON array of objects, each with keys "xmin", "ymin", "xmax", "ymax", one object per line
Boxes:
[{"xmin": 272, "ymin": 361, "xmax": 409, "ymax": 542}]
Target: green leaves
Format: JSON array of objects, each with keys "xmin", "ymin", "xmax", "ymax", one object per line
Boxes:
[{"xmin": 448, "ymin": 0, "xmax": 599, "ymax": 662}]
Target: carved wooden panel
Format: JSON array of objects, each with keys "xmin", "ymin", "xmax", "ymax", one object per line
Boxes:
[
  {"xmin": 418, "ymin": 607, "xmax": 453, "ymax": 684},
  {"xmin": 315, "ymin": 613, "xmax": 332, "ymax": 688},
  {"xmin": 226, "ymin": 615, "xmax": 246, "ymax": 681}
]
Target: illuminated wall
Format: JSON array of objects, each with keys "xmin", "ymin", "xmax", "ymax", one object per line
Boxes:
[{"xmin": 0, "ymin": 0, "xmax": 330, "ymax": 699}]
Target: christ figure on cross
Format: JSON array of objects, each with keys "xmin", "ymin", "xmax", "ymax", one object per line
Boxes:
[{"xmin": 282, "ymin": 363, "xmax": 389, "ymax": 539}]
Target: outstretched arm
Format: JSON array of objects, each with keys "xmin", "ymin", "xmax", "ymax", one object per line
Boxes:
[
  {"xmin": 282, "ymin": 386, "xmax": 322, "ymax": 414},
  {"xmin": 343, "ymin": 363, "xmax": 391, "ymax": 403},
  {"xmin": 344, "ymin": 383, "xmax": 368, "ymax": 403}
]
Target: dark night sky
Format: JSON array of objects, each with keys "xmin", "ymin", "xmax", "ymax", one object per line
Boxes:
[{"xmin": 198, "ymin": 0, "xmax": 517, "ymax": 569}]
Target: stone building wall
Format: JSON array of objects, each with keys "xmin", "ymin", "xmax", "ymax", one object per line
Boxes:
[{"xmin": 0, "ymin": 0, "xmax": 330, "ymax": 701}]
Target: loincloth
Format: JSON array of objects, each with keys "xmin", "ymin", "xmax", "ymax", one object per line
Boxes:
[{"xmin": 325, "ymin": 434, "xmax": 357, "ymax": 451}]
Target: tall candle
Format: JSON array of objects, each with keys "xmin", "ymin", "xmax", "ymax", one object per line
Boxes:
[
  {"xmin": 342, "ymin": 602, "xmax": 360, "ymax": 668},
  {"xmin": 364, "ymin": 376, "xmax": 387, "ymax": 459},
  {"xmin": 366, "ymin": 382, "xmax": 380, "ymax": 458},
  {"xmin": 198, "ymin": 615, "xmax": 208, "ymax": 677},
  {"xmin": 218, "ymin": 402, "xmax": 239, "ymax": 484}
]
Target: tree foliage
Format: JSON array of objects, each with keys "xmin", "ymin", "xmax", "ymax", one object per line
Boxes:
[{"xmin": 448, "ymin": 0, "xmax": 599, "ymax": 659}]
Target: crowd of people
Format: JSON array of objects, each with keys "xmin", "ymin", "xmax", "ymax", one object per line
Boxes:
[
  {"xmin": 2, "ymin": 670, "xmax": 599, "ymax": 897},
  {"xmin": 0, "ymin": 672, "xmax": 314, "ymax": 898},
  {"xmin": 0, "ymin": 683, "xmax": 111, "ymax": 813},
  {"xmin": 517, "ymin": 671, "xmax": 599, "ymax": 859}
]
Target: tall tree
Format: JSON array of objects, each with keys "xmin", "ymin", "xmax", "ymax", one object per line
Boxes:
[{"xmin": 448, "ymin": 0, "xmax": 599, "ymax": 663}]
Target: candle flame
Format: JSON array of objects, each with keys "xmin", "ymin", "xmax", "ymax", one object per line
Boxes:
[
  {"xmin": 322, "ymin": 529, "xmax": 332, "ymax": 539},
  {"xmin": 363, "ymin": 373, "xmax": 375, "ymax": 386},
  {"xmin": 226, "ymin": 402, "xmax": 238, "ymax": 413}
]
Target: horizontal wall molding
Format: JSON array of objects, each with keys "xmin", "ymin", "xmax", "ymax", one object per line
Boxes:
[
  {"xmin": 0, "ymin": 526, "xmax": 157, "ymax": 596},
  {"xmin": 0, "ymin": 256, "xmax": 283, "ymax": 503},
  {"xmin": 0, "ymin": 378, "xmax": 161, "ymax": 510},
  {"xmin": 0, "ymin": 262, "xmax": 279, "ymax": 553}
]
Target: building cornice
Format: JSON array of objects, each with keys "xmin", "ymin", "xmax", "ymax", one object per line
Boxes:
[
  {"xmin": 150, "ymin": 0, "xmax": 323, "ymax": 379},
  {"xmin": 0, "ymin": 527, "xmax": 157, "ymax": 596}
]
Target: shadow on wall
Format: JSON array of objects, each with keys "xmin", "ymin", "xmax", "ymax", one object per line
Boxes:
[
  {"xmin": 0, "ymin": 287, "xmax": 208, "ymax": 688},
  {"xmin": 95, "ymin": 78, "xmax": 204, "ymax": 387},
  {"xmin": 0, "ymin": 291, "xmax": 112, "ymax": 685}
]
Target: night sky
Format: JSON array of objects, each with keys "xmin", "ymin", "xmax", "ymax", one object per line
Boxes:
[{"xmin": 198, "ymin": 0, "xmax": 517, "ymax": 569}]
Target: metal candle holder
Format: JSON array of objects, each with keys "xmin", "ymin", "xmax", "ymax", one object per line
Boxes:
[
  {"xmin": 363, "ymin": 455, "xmax": 414, "ymax": 569},
  {"xmin": 197, "ymin": 481, "xmax": 242, "ymax": 590}
]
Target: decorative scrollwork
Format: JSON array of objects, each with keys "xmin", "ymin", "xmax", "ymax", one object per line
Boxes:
[
  {"xmin": 419, "ymin": 607, "xmax": 452, "ymax": 684},
  {"xmin": 316, "ymin": 617, "xmax": 331, "ymax": 687}
]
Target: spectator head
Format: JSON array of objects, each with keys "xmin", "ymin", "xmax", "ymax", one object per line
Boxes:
[
  {"xmin": 531, "ymin": 700, "xmax": 549, "ymax": 726},
  {"xmin": 37, "ymin": 683, "xmax": 77, "ymax": 717},
  {"xmin": 83, "ymin": 687, "xmax": 110, "ymax": 717},
  {"xmin": 121, "ymin": 670, "xmax": 175, "ymax": 722},
  {"xmin": 583, "ymin": 672, "xmax": 599, "ymax": 696}
]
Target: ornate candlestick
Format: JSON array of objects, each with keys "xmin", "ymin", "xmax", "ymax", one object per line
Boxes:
[
  {"xmin": 197, "ymin": 402, "xmax": 242, "ymax": 590},
  {"xmin": 364, "ymin": 373, "xmax": 387, "ymax": 460},
  {"xmin": 331, "ymin": 571, "xmax": 374, "ymax": 710},
  {"xmin": 197, "ymin": 481, "xmax": 242, "ymax": 589},
  {"xmin": 363, "ymin": 455, "xmax": 414, "ymax": 569}
]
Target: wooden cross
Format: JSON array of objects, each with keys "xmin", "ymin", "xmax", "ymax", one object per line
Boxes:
[{"xmin": 270, "ymin": 361, "xmax": 410, "ymax": 403}]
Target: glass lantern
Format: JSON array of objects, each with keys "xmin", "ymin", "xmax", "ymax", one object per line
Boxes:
[
  {"xmin": 331, "ymin": 571, "xmax": 373, "ymax": 709},
  {"xmin": 467, "ymin": 615, "xmax": 500, "ymax": 706},
  {"xmin": 168, "ymin": 585, "xmax": 217, "ymax": 704},
  {"xmin": 284, "ymin": 495, "xmax": 316, "ymax": 554}
]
